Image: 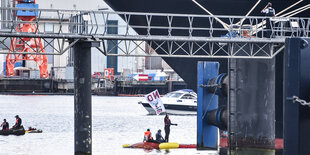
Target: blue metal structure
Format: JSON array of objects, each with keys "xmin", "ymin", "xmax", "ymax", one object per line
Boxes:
[
  {"xmin": 197, "ymin": 61, "xmax": 219, "ymax": 150},
  {"xmin": 16, "ymin": 0, "xmax": 38, "ymax": 17},
  {"xmin": 3, "ymin": 62, "xmax": 22, "ymax": 75},
  {"xmin": 16, "ymin": 3, "xmax": 38, "ymax": 16}
]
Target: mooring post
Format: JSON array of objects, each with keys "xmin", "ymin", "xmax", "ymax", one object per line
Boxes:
[{"xmin": 74, "ymin": 40, "xmax": 100, "ymax": 155}]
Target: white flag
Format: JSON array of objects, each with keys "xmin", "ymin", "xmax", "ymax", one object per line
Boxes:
[{"xmin": 145, "ymin": 89, "xmax": 166, "ymax": 115}]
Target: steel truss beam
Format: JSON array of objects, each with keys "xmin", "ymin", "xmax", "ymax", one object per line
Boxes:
[
  {"xmin": 0, "ymin": 7, "xmax": 309, "ymax": 58},
  {"xmin": 100, "ymin": 39, "xmax": 285, "ymax": 59}
]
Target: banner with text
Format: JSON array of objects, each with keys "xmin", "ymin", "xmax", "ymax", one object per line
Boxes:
[{"xmin": 145, "ymin": 89, "xmax": 166, "ymax": 115}]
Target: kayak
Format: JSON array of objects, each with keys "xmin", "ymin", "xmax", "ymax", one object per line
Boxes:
[
  {"xmin": 123, "ymin": 142, "xmax": 196, "ymax": 149},
  {"xmin": 0, "ymin": 126, "xmax": 25, "ymax": 136},
  {"xmin": 123, "ymin": 142, "xmax": 160, "ymax": 149},
  {"xmin": 25, "ymin": 129, "xmax": 43, "ymax": 133}
]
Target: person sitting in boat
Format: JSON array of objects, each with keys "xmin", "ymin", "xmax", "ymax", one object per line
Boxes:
[
  {"xmin": 13, "ymin": 115, "xmax": 22, "ymax": 129},
  {"xmin": 1, "ymin": 119, "xmax": 9, "ymax": 131},
  {"xmin": 155, "ymin": 129, "xmax": 165, "ymax": 143},
  {"xmin": 143, "ymin": 128, "xmax": 156, "ymax": 142}
]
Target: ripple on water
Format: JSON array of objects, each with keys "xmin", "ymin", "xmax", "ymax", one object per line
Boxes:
[{"xmin": 0, "ymin": 95, "xmax": 215, "ymax": 155}]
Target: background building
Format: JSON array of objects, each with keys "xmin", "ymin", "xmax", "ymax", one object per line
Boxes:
[{"xmin": 0, "ymin": 0, "xmax": 179, "ymax": 80}]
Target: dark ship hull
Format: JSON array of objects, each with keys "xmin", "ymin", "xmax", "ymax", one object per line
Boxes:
[
  {"xmin": 104, "ymin": 0, "xmax": 310, "ymax": 90},
  {"xmin": 104, "ymin": 0, "xmax": 310, "ymax": 16}
]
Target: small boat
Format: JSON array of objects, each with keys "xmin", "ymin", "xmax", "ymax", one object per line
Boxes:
[
  {"xmin": 123, "ymin": 142, "xmax": 196, "ymax": 149},
  {"xmin": 25, "ymin": 127, "xmax": 43, "ymax": 133},
  {"xmin": 0, "ymin": 126, "xmax": 25, "ymax": 136},
  {"xmin": 25, "ymin": 129, "xmax": 43, "ymax": 133},
  {"xmin": 139, "ymin": 89, "xmax": 197, "ymax": 115}
]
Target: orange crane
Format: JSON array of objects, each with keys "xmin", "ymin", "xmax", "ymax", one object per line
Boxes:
[{"xmin": 6, "ymin": 0, "xmax": 48, "ymax": 78}]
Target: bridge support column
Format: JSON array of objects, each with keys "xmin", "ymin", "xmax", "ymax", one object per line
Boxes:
[
  {"xmin": 74, "ymin": 40, "xmax": 99, "ymax": 155},
  {"xmin": 284, "ymin": 38, "xmax": 310, "ymax": 155}
]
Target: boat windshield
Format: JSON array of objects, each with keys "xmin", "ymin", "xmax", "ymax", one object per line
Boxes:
[{"xmin": 165, "ymin": 92, "xmax": 183, "ymax": 98}]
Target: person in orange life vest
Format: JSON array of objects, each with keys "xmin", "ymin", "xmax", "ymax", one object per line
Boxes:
[
  {"xmin": 1, "ymin": 119, "xmax": 9, "ymax": 131},
  {"xmin": 164, "ymin": 114, "xmax": 177, "ymax": 142},
  {"xmin": 143, "ymin": 128, "xmax": 154, "ymax": 142},
  {"xmin": 13, "ymin": 115, "xmax": 22, "ymax": 129}
]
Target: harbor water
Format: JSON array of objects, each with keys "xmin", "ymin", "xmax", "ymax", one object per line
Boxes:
[{"xmin": 0, "ymin": 95, "xmax": 217, "ymax": 155}]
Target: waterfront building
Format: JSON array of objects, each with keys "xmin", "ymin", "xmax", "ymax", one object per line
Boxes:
[{"xmin": 0, "ymin": 0, "xmax": 138, "ymax": 78}]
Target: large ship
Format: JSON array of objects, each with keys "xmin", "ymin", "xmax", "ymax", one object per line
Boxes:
[
  {"xmin": 103, "ymin": 0, "xmax": 310, "ymax": 91},
  {"xmin": 104, "ymin": 0, "xmax": 310, "ymax": 17}
]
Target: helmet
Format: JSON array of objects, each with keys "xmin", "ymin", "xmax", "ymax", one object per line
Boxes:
[
  {"xmin": 158, "ymin": 129, "xmax": 161, "ymax": 132},
  {"xmin": 147, "ymin": 128, "xmax": 150, "ymax": 131},
  {"xmin": 15, "ymin": 115, "xmax": 19, "ymax": 118}
]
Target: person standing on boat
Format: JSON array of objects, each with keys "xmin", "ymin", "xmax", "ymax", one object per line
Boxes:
[
  {"xmin": 156, "ymin": 129, "xmax": 165, "ymax": 143},
  {"xmin": 164, "ymin": 114, "xmax": 177, "ymax": 142},
  {"xmin": 1, "ymin": 119, "xmax": 9, "ymax": 131},
  {"xmin": 261, "ymin": 2, "xmax": 275, "ymax": 37},
  {"xmin": 13, "ymin": 115, "xmax": 22, "ymax": 129}
]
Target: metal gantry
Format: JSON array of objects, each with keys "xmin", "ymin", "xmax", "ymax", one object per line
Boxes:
[{"xmin": 0, "ymin": 7, "xmax": 310, "ymax": 58}]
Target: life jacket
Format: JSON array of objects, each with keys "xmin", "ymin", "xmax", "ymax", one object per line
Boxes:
[
  {"xmin": 2, "ymin": 122, "xmax": 9, "ymax": 130},
  {"xmin": 165, "ymin": 118, "xmax": 170, "ymax": 126},
  {"xmin": 4, "ymin": 124, "xmax": 9, "ymax": 130},
  {"xmin": 144, "ymin": 131, "xmax": 152, "ymax": 141},
  {"xmin": 16, "ymin": 118, "xmax": 21, "ymax": 125}
]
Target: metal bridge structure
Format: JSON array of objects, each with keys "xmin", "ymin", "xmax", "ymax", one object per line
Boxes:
[
  {"xmin": 1, "ymin": 7, "xmax": 310, "ymax": 155},
  {"xmin": 0, "ymin": 7, "xmax": 309, "ymax": 58}
]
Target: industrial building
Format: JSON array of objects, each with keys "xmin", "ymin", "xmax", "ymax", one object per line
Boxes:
[{"xmin": 0, "ymin": 0, "xmax": 176, "ymax": 80}]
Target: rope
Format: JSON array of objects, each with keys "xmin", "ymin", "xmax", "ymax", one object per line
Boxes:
[{"xmin": 202, "ymin": 86, "xmax": 218, "ymax": 119}]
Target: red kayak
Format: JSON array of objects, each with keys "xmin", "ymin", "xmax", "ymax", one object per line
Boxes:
[
  {"xmin": 179, "ymin": 144, "xmax": 196, "ymax": 148},
  {"xmin": 126, "ymin": 142, "xmax": 160, "ymax": 149}
]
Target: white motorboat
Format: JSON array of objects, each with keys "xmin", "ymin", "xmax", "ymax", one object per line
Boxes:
[{"xmin": 138, "ymin": 89, "xmax": 197, "ymax": 115}]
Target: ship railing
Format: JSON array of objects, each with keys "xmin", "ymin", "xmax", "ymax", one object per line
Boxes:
[{"xmin": 0, "ymin": 7, "xmax": 310, "ymax": 58}]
